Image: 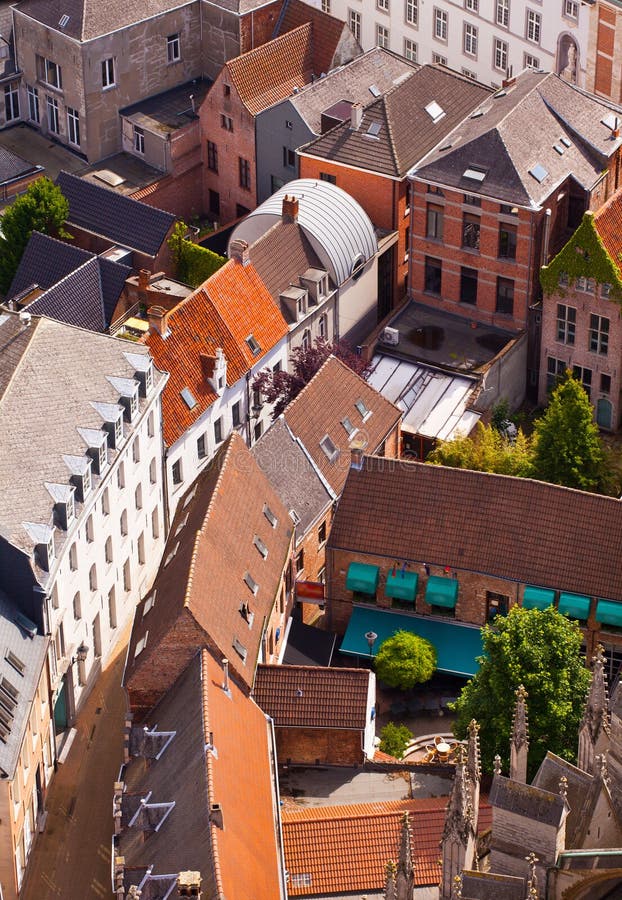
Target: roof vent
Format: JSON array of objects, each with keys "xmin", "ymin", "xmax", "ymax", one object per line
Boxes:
[{"xmin": 425, "ymin": 101, "xmax": 445, "ymax": 123}]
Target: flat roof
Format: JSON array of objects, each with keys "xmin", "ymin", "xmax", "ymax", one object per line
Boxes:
[{"xmin": 120, "ymin": 79, "xmax": 211, "ymax": 134}]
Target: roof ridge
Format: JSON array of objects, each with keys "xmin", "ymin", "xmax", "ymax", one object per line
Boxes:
[
  {"xmin": 200, "ymin": 649, "xmax": 226, "ymax": 897},
  {"xmin": 58, "ymin": 169, "xmax": 176, "ymax": 224}
]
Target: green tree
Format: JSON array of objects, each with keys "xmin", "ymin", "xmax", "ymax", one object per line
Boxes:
[
  {"xmin": 428, "ymin": 422, "xmax": 534, "ymax": 478},
  {"xmin": 532, "ymin": 373, "xmax": 604, "ymax": 491},
  {"xmin": 452, "ymin": 606, "xmax": 590, "ymax": 779},
  {"xmin": 374, "ymin": 630, "xmax": 436, "ymax": 690},
  {"xmin": 379, "ymin": 722, "xmax": 413, "ymax": 759},
  {"xmin": 167, "ymin": 220, "xmax": 226, "ymax": 287},
  {"xmin": 0, "ymin": 177, "xmax": 70, "ymax": 294}
]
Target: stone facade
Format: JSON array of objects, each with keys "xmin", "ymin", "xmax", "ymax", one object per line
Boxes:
[{"xmin": 585, "ymin": 1, "xmax": 622, "ymax": 103}]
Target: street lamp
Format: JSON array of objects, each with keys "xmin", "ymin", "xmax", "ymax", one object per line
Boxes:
[{"xmin": 365, "ymin": 631, "xmax": 378, "ymax": 662}]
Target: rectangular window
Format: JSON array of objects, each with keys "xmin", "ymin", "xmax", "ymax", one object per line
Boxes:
[
  {"xmin": 67, "ymin": 107, "xmax": 80, "ymax": 146},
  {"xmin": 524, "ymin": 52, "xmax": 539, "ymax": 69},
  {"xmin": 434, "ymin": 8, "xmax": 448, "ymax": 40},
  {"xmin": 376, "ymin": 23, "xmax": 389, "ymax": 47},
  {"xmin": 101, "ymin": 58, "xmax": 115, "ymax": 89},
  {"xmin": 547, "ymin": 356, "xmax": 566, "ymax": 392},
  {"xmin": 377, "ymin": 0, "xmax": 389, "ymax": 11},
  {"xmin": 283, "ymin": 147, "xmax": 295, "ymax": 169},
  {"xmin": 322, "ymin": 0, "xmax": 331, "ymax": 12},
  {"xmin": 207, "ymin": 140, "xmax": 218, "ymax": 172},
  {"xmin": 167, "ymin": 33, "xmax": 181, "ymax": 63},
  {"xmin": 27, "ymin": 86, "xmax": 40, "ymax": 123},
  {"xmin": 589, "ymin": 314, "xmax": 609, "ymax": 355},
  {"xmin": 564, "ymin": 0, "xmax": 578, "ymax": 18},
  {"xmin": 296, "ymin": 549, "xmax": 305, "ymax": 573},
  {"xmin": 556, "ymin": 303, "xmax": 576, "ymax": 345},
  {"xmin": 496, "ymin": 277, "xmax": 514, "ymax": 314},
  {"xmin": 498, "ymin": 224, "xmax": 517, "ymax": 259},
  {"xmin": 494, "ymin": 38, "xmax": 508, "ymax": 71},
  {"xmin": 221, "ymin": 114, "xmax": 233, "ymax": 132},
  {"xmin": 487, "ymin": 591, "xmax": 509, "ymax": 620},
  {"xmin": 462, "ymin": 213, "xmax": 480, "ymax": 250},
  {"xmin": 133, "ymin": 125, "xmax": 145, "ymax": 155},
  {"xmin": 138, "ymin": 532, "xmax": 145, "ymax": 565},
  {"xmin": 460, "ymin": 267, "xmax": 478, "ymax": 304},
  {"xmin": 39, "ymin": 57, "xmax": 62, "ymax": 89},
  {"xmin": 123, "ymin": 559, "xmax": 131, "ymax": 592},
  {"xmin": 232, "ymin": 401, "xmax": 241, "ymax": 428},
  {"xmin": 424, "ymin": 257, "xmax": 442, "ymax": 295},
  {"xmin": 405, "ymin": 0, "xmax": 418, "ymax": 25},
  {"xmin": 318, "ymin": 520, "xmax": 327, "ymax": 544},
  {"xmin": 601, "ymin": 373, "xmax": 611, "ymax": 394},
  {"xmin": 464, "ymin": 22, "xmax": 478, "ymax": 56},
  {"xmin": 209, "ymin": 189, "xmax": 220, "ymax": 216},
  {"xmin": 47, "ymin": 96, "xmax": 59, "ymax": 134},
  {"xmin": 4, "ymin": 82, "xmax": 19, "ymax": 122},
  {"xmin": 151, "ymin": 507, "xmax": 160, "ymax": 540},
  {"xmin": 404, "ymin": 38, "xmax": 418, "ymax": 61},
  {"xmin": 135, "ymin": 484, "xmax": 143, "ymax": 510},
  {"xmin": 239, "ymin": 157, "xmax": 251, "ymax": 190},
  {"xmin": 132, "ymin": 436, "xmax": 140, "ymax": 463},
  {"xmin": 464, "ymin": 193, "xmax": 481, "ymax": 207},
  {"xmin": 197, "ymin": 433, "xmax": 207, "ymax": 459},
  {"xmin": 432, "ymin": 53, "xmax": 447, "ymax": 65},
  {"xmin": 465, "ymin": 0, "xmax": 478, "ymax": 8},
  {"xmin": 572, "ymin": 365, "xmax": 592, "ymax": 398},
  {"xmin": 496, "ymin": 0, "xmax": 509, "ymax": 27},
  {"xmin": 86, "ymin": 515, "xmax": 94, "ymax": 543},
  {"xmin": 105, "ymin": 536, "xmax": 113, "ymax": 564},
  {"xmin": 214, "ymin": 417, "xmax": 223, "ymax": 444},
  {"xmin": 426, "ymin": 203, "xmax": 444, "ymax": 240},
  {"xmin": 526, "ymin": 9, "xmax": 541, "ymax": 43},
  {"xmin": 320, "ymin": 172, "xmax": 337, "ymax": 185},
  {"xmin": 171, "ymin": 460, "xmax": 183, "ymax": 487},
  {"xmin": 348, "ymin": 9, "xmax": 362, "ymax": 42}
]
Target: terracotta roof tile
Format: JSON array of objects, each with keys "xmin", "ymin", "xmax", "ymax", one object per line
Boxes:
[
  {"xmin": 145, "ymin": 259, "xmax": 287, "ymax": 447},
  {"xmin": 282, "ymin": 797, "xmax": 492, "ymax": 893},
  {"xmin": 277, "ymin": 0, "xmax": 356, "ymax": 76},
  {"xmin": 253, "ymin": 664, "xmax": 370, "ymax": 727},
  {"xmin": 284, "ymin": 356, "xmax": 401, "ymax": 495},
  {"xmin": 594, "ymin": 192, "xmax": 622, "ymax": 278},
  {"xmin": 328, "ymin": 456, "xmax": 622, "ymax": 601}
]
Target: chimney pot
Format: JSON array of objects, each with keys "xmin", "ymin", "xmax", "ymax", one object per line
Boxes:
[
  {"xmin": 350, "ymin": 102, "xmax": 363, "ymax": 130},
  {"xmin": 282, "ymin": 195, "xmax": 299, "ymax": 223},
  {"xmin": 210, "ymin": 803, "xmax": 224, "ymax": 829}
]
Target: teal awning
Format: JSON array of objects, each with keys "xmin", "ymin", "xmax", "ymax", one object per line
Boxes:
[
  {"xmin": 386, "ymin": 570, "xmax": 419, "ymax": 602},
  {"xmin": 595, "ymin": 599, "xmax": 622, "ymax": 628},
  {"xmin": 425, "ymin": 576, "xmax": 458, "ymax": 609},
  {"xmin": 346, "ymin": 562, "xmax": 380, "ymax": 595},
  {"xmin": 558, "ymin": 592, "xmax": 591, "ymax": 620},
  {"xmin": 340, "ymin": 606, "xmax": 483, "ymax": 677},
  {"xmin": 523, "ymin": 585, "xmax": 555, "ymax": 611}
]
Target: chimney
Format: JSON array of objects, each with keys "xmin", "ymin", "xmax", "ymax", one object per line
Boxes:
[
  {"xmin": 138, "ymin": 269, "xmax": 150, "ymax": 291},
  {"xmin": 229, "ymin": 239, "xmax": 250, "ymax": 266},
  {"xmin": 612, "ymin": 116, "xmax": 620, "ymax": 139},
  {"xmin": 350, "ymin": 447, "xmax": 364, "ymax": 471},
  {"xmin": 177, "ymin": 871, "xmax": 202, "ymax": 897},
  {"xmin": 502, "ymin": 65, "xmax": 515, "ymax": 88},
  {"xmin": 350, "ymin": 102, "xmax": 363, "ymax": 130},
  {"xmin": 282, "ymin": 195, "xmax": 299, "ymax": 223},
  {"xmin": 147, "ymin": 305, "xmax": 170, "ymax": 337},
  {"xmin": 210, "ymin": 803, "xmax": 224, "ymax": 829},
  {"xmin": 19, "ymin": 310, "xmax": 31, "ymax": 328},
  {"xmin": 222, "ymin": 658, "xmax": 230, "ymax": 694}
]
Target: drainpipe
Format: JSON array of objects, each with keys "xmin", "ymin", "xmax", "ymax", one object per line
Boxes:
[
  {"xmin": 245, "ymin": 371, "xmax": 252, "ymax": 445},
  {"xmin": 542, "ymin": 208, "xmax": 552, "ymax": 265}
]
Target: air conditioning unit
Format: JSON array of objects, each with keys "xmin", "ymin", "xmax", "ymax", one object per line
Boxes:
[{"xmin": 381, "ymin": 326, "xmax": 399, "ymax": 346}]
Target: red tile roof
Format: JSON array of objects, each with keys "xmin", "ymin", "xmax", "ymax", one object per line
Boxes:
[
  {"xmin": 594, "ymin": 193, "xmax": 622, "ymax": 278},
  {"xmin": 253, "ymin": 664, "xmax": 371, "ymax": 728},
  {"xmin": 145, "ymin": 259, "xmax": 287, "ymax": 446},
  {"xmin": 278, "ymin": 0, "xmax": 356, "ymax": 76},
  {"xmin": 226, "ymin": 24, "xmax": 314, "ymax": 117},
  {"xmin": 282, "ymin": 797, "xmax": 492, "ymax": 893}
]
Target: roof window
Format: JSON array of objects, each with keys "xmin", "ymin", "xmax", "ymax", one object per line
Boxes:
[
  {"xmin": 164, "ymin": 542, "xmax": 180, "ymax": 566},
  {"xmin": 263, "ymin": 504, "xmax": 278, "ymax": 528},
  {"xmin": 355, "ymin": 398, "xmax": 371, "ymax": 420},
  {"xmin": 253, "ymin": 535, "xmax": 268, "ymax": 559},
  {"xmin": 425, "ymin": 101, "xmax": 445, "ymax": 123},
  {"xmin": 369, "ymin": 84, "xmax": 381, "ymax": 97},
  {"xmin": 246, "ymin": 334, "xmax": 261, "ymax": 356},
  {"xmin": 143, "ymin": 591, "xmax": 157, "ymax": 616},
  {"xmin": 134, "ymin": 631, "xmax": 149, "ymax": 658},
  {"xmin": 289, "ymin": 509, "xmax": 301, "ymax": 526},
  {"xmin": 244, "ymin": 572, "xmax": 259, "ymax": 595},
  {"xmin": 341, "ymin": 416, "xmax": 357, "ymax": 437},
  {"xmin": 181, "ymin": 387, "xmax": 197, "ymax": 410},
  {"xmin": 5, "ymin": 650, "xmax": 25, "ymax": 676},
  {"xmin": 233, "ymin": 637, "xmax": 248, "ymax": 663},
  {"xmin": 320, "ymin": 434, "xmax": 340, "ymax": 463},
  {"xmin": 463, "ymin": 166, "xmax": 486, "ymax": 183},
  {"xmin": 529, "ymin": 163, "xmax": 548, "ymax": 184},
  {"xmin": 364, "ymin": 122, "xmax": 382, "ymax": 139}
]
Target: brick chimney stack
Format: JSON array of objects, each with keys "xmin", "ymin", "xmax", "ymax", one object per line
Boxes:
[
  {"xmin": 230, "ymin": 239, "xmax": 250, "ymax": 265},
  {"xmin": 138, "ymin": 269, "xmax": 150, "ymax": 291},
  {"xmin": 177, "ymin": 871, "xmax": 202, "ymax": 897},
  {"xmin": 282, "ymin": 195, "xmax": 299, "ymax": 223},
  {"xmin": 147, "ymin": 305, "xmax": 170, "ymax": 337},
  {"xmin": 350, "ymin": 102, "xmax": 363, "ymax": 130}
]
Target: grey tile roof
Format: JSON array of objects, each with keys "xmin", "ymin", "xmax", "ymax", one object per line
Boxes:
[
  {"xmin": 489, "ymin": 774, "xmax": 566, "ymax": 828},
  {"xmin": 0, "ymin": 145, "xmax": 42, "ymax": 184},
  {"xmin": 414, "ymin": 72, "xmax": 622, "ymax": 207},
  {"xmin": 7, "ymin": 231, "xmax": 93, "ymax": 301},
  {"xmin": 246, "ymin": 221, "xmax": 325, "ymax": 302},
  {"xmin": 57, "ymin": 171, "xmax": 175, "ymax": 257},
  {"xmin": 25, "ymin": 258, "xmax": 106, "ymax": 331},
  {"xmin": 0, "ymin": 588, "xmax": 48, "ymax": 779},
  {"xmin": 461, "ymin": 871, "xmax": 528, "ymax": 900},
  {"xmin": 251, "ymin": 417, "xmax": 333, "ymax": 537},
  {"xmin": 0, "ymin": 312, "xmax": 163, "ymax": 567},
  {"xmin": 288, "ymin": 48, "xmax": 417, "ymax": 136},
  {"xmin": 14, "ymin": 0, "xmax": 194, "ymax": 41},
  {"xmin": 532, "ymin": 752, "xmax": 594, "ymax": 847},
  {"xmin": 300, "ymin": 65, "xmax": 491, "ymax": 178}
]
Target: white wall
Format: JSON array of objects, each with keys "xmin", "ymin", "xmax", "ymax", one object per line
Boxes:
[{"xmin": 364, "ymin": 671, "xmax": 377, "ymax": 759}]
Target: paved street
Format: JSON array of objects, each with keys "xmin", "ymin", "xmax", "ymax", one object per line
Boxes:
[{"xmin": 21, "ymin": 626, "xmax": 130, "ymax": 900}]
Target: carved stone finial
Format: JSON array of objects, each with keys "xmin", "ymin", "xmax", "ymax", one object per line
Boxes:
[
  {"xmin": 396, "ymin": 812, "xmax": 414, "ymax": 899},
  {"xmin": 559, "ymin": 775, "xmax": 568, "ymax": 802},
  {"xmin": 384, "ymin": 859, "xmax": 397, "ymax": 900},
  {"xmin": 452, "ymin": 873, "xmax": 463, "ymax": 899},
  {"xmin": 512, "ymin": 685, "xmax": 529, "ymax": 749},
  {"xmin": 467, "ymin": 719, "xmax": 481, "ymax": 784},
  {"xmin": 525, "ymin": 852, "xmax": 539, "ymax": 899},
  {"xmin": 493, "ymin": 754, "xmax": 502, "ymax": 776}
]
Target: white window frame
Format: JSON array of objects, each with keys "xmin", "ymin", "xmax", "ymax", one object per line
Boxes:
[
  {"xmin": 67, "ymin": 107, "xmax": 80, "ymax": 146},
  {"xmin": 563, "ymin": 0, "xmax": 578, "ymax": 19},
  {"xmin": 494, "ymin": 37, "xmax": 508, "ymax": 71},
  {"xmin": 167, "ymin": 33, "xmax": 181, "ymax": 63},
  {"xmin": 133, "ymin": 125, "xmax": 145, "ymax": 155},
  {"xmin": 4, "ymin": 82, "xmax": 19, "ymax": 121},
  {"xmin": 524, "ymin": 52, "xmax": 540, "ymax": 70},
  {"xmin": 348, "ymin": 9, "xmax": 362, "ymax": 42},
  {"xmin": 46, "ymin": 95, "xmax": 59, "ymax": 134},
  {"xmin": 526, "ymin": 9, "xmax": 541, "ymax": 44},
  {"xmin": 405, "ymin": 0, "xmax": 418, "ymax": 26},
  {"xmin": 101, "ymin": 58, "xmax": 115, "ymax": 89},
  {"xmin": 496, "ymin": 0, "xmax": 509, "ymax": 28},
  {"xmin": 434, "ymin": 7, "xmax": 448, "ymax": 41},
  {"xmin": 464, "ymin": 22, "xmax": 478, "ymax": 57},
  {"xmin": 43, "ymin": 58, "xmax": 62, "ymax": 89},
  {"xmin": 376, "ymin": 22, "xmax": 389, "ymax": 47},
  {"xmin": 404, "ymin": 37, "xmax": 417, "ymax": 61},
  {"xmin": 27, "ymin": 85, "xmax": 40, "ymax": 123}
]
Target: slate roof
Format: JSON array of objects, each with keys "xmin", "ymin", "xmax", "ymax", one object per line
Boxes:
[
  {"xmin": 251, "ymin": 417, "xmax": 333, "ymax": 537},
  {"xmin": 532, "ymin": 752, "xmax": 595, "ymax": 848},
  {"xmin": 283, "ymin": 356, "xmax": 401, "ymax": 496},
  {"xmin": 120, "ymin": 78, "xmax": 211, "ymax": 134},
  {"xmin": 0, "ymin": 312, "xmax": 163, "ymax": 567},
  {"xmin": 57, "ymin": 171, "xmax": 175, "ymax": 256},
  {"xmin": 288, "ymin": 48, "xmax": 417, "ymax": 136},
  {"xmin": 489, "ymin": 775, "xmax": 566, "ymax": 828},
  {"xmin": 277, "ymin": 0, "xmax": 358, "ymax": 77},
  {"xmin": 461, "ymin": 871, "xmax": 528, "ymax": 900},
  {"xmin": 245, "ymin": 221, "xmax": 325, "ymax": 304},
  {"xmin": 144, "ymin": 258, "xmax": 288, "ymax": 447},
  {"xmin": 414, "ymin": 71, "xmax": 622, "ymax": 207},
  {"xmin": 0, "ymin": 145, "xmax": 41, "ymax": 183},
  {"xmin": 300, "ymin": 64, "xmax": 490, "ymax": 179},
  {"xmin": 124, "ymin": 433, "xmax": 293, "ymax": 695},
  {"xmin": 14, "ymin": 0, "xmax": 193, "ymax": 41},
  {"xmin": 328, "ymin": 455, "xmax": 622, "ymax": 602},
  {"xmin": 253, "ymin": 663, "xmax": 370, "ymax": 728},
  {"xmin": 7, "ymin": 232, "xmax": 92, "ymax": 300},
  {"xmin": 0, "ymin": 589, "xmax": 48, "ymax": 779},
  {"xmin": 282, "ymin": 797, "xmax": 493, "ymax": 894},
  {"xmin": 119, "ymin": 649, "xmax": 283, "ymax": 899}
]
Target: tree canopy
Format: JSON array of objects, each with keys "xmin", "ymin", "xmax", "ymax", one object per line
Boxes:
[
  {"xmin": 167, "ymin": 220, "xmax": 226, "ymax": 287},
  {"xmin": 374, "ymin": 630, "xmax": 436, "ymax": 690},
  {"xmin": 0, "ymin": 177, "xmax": 70, "ymax": 294},
  {"xmin": 379, "ymin": 722, "xmax": 413, "ymax": 759},
  {"xmin": 531, "ymin": 373, "xmax": 605, "ymax": 492},
  {"xmin": 452, "ymin": 606, "xmax": 590, "ymax": 779},
  {"xmin": 253, "ymin": 338, "xmax": 371, "ymax": 419},
  {"xmin": 428, "ymin": 422, "xmax": 534, "ymax": 477}
]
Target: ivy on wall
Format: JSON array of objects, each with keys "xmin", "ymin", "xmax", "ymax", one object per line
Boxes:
[
  {"xmin": 540, "ymin": 210, "xmax": 622, "ymax": 303},
  {"xmin": 168, "ymin": 221, "xmax": 227, "ymax": 288}
]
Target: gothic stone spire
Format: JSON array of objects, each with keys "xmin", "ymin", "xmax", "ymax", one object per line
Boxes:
[
  {"xmin": 396, "ymin": 811, "xmax": 414, "ymax": 900},
  {"xmin": 578, "ymin": 644, "xmax": 610, "ymax": 774},
  {"xmin": 510, "ymin": 685, "xmax": 529, "ymax": 783}
]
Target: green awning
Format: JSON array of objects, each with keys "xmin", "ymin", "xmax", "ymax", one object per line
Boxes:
[
  {"xmin": 385, "ymin": 570, "xmax": 419, "ymax": 602},
  {"xmin": 595, "ymin": 599, "xmax": 622, "ymax": 628},
  {"xmin": 340, "ymin": 606, "xmax": 483, "ymax": 677},
  {"xmin": 558, "ymin": 593, "xmax": 591, "ymax": 620},
  {"xmin": 425, "ymin": 576, "xmax": 458, "ymax": 609},
  {"xmin": 523, "ymin": 585, "xmax": 555, "ymax": 611},
  {"xmin": 346, "ymin": 562, "xmax": 380, "ymax": 595}
]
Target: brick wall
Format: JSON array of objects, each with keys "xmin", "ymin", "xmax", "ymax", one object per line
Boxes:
[
  {"xmin": 239, "ymin": 2, "xmax": 283, "ymax": 55},
  {"xmin": 132, "ymin": 162, "xmax": 204, "ymax": 222},
  {"xmin": 276, "ymin": 726, "xmax": 363, "ymax": 766}
]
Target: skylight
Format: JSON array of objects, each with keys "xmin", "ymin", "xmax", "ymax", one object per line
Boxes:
[
  {"xmin": 529, "ymin": 164, "xmax": 549, "ymax": 184},
  {"xmin": 135, "ymin": 632, "xmax": 149, "ymax": 658},
  {"xmin": 463, "ymin": 167, "xmax": 486, "ymax": 183},
  {"xmin": 320, "ymin": 434, "xmax": 339, "ymax": 463},
  {"xmin": 246, "ymin": 334, "xmax": 261, "ymax": 356},
  {"xmin": 253, "ymin": 534, "xmax": 268, "ymax": 558},
  {"xmin": 59, "ymin": 13, "xmax": 70, "ymax": 27},
  {"xmin": 425, "ymin": 101, "xmax": 445, "ymax": 123},
  {"xmin": 233, "ymin": 637, "xmax": 248, "ymax": 663},
  {"xmin": 341, "ymin": 417, "xmax": 356, "ymax": 437},
  {"xmin": 365, "ymin": 122, "xmax": 382, "ymax": 138},
  {"xmin": 289, "ymin": 509, "xmax": 301, "ymax": 525},
  {"xmin": 5, "ymin": 650, "xmax": 24, "ymax": 676},
  {"xmin": 355, "ymin": 398, "xmax": 371, "ymax": 420},
  {"xmin": 244, "ymin": 572, "xmax": 259, "ymax": 595},
  {"xmin": 369, "ymin": 84, "xmax": 381, "ymax": 97},
  {"xmin": 560, "ymin": 136, "xmax": 572, "ymax": 148},
  {"xmin": 180, "ymin": 387, "xmax": 197, "ymax": 410},
  {"xmin": 263, "ymin": 504, "xmax": 278, "ymax": 528},
  {"xmin": 554, "ymin": 144, "xmax": 564, "ymax": 156}
]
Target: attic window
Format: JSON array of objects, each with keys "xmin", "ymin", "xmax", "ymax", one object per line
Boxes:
[
  {"xmin": 175, "ymin": 513, "xmax": 189, "ymax": 536},
  {"xmin": 254, "ymin": 535, "xmax": 268, "ymax": 559},
  {"xmin": 14, "ymin": 612, "xmax": 37, "ymax": 638},
  {"xmin": 463, "ymin": 166, "xmax": 486, "ymax": 183},
  {"xmin": 183, "ymin": 485, "xmax": 198, "ymax": 509},
  {"xmin": 5, "ymin": 650, "xmax": 25, "ymax": 676},
  {"xmin": 290, "ymin": 875, "xmax": 312, "ymax": 888},
  {"xmin": 320, "ymin": 434, "xmax": 339, "ymax": 463},
  {"xmin": 470, "ymin": 109, "xmax": 484, "ymax": 119},
  {"xmin": 143, "ymin": 591, "xmax": 157, "ymax": 616},
  {"xmin": 369, "ymin": 84, "xmax": 381, "ymax": 97},
  {"xmin": 58, "ymin": 13, "xmax": 70, "ymax": 27},
  {"xmin": 244, "ymin": 572, "xmax": 259, "ymax": 595},
  {"xmin": 355, "ymin": 398, "xmax": 371, "ymax": 420},
  {"xmin": 554, "ymin": 144, "xmax": 565, "ymax": 155},
  {"xmin": 135, "ymin": 631, "xmax": 149, "ymax": 658},
  {"xmin": 181, "ymin": 387, "xmax": 197, "ymax": 410},
  {"xmin": 233, "ymin": 637, "xmax": 248, "ymax": 663},
  {"xmin": 289, "ymin": 509, "xmax": 301, "ymax": 526},
  {"xmin": 365, "ymin": 122, "xmax": 382, "ymax": 139},
  {"xmin": 560, "ymin": 136, "xmax": 572, "ymax": 148},
  {"xmin": 246, "ymin": 334, "xmax": 261, "ymax": 356},
  {"xmin": 239, "ymin": 601, "xmax": 254, "ymax": 627},
  {"xmin": 529, "ymin": 164, "xmax": 548, "ymax": 183},
  {"xmin": 425, "ymin": 101, "xmax": 445, "ymax": 123},
  {"xmin": 263, "ymin": 504, "xmax": 278, "ymax": 528},
  {"xmin": 164, "ymin": 542, "xmax": 180, "ymax": 566},
  {"xmin": 341, "ymin": 417, "xmax": 357, "ymax": 437},
  {"xmin": 0, "ymin": 677, "xmax": 18, "ymax": 706}
]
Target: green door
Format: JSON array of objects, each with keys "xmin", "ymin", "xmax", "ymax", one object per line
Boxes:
[
  {"xmin": 596, "ymin": 398, "xmax": 612, "ymax": 430},
  {"xmin": 54, "ymin": 682, "xmax": 67, "ymax": 731}
]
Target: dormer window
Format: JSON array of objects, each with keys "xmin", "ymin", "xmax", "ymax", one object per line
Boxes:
[
  {"xmin": 24, "ymin": 523, "xmax": 56, "ymax": 572},
  {"xmin": 106, "ymin": 376, "xmax": 141, "ymax": 423},
  {"xmin": 144, "ymin": 360, "xmax": 153, "ymax": 394},
  {"xmin": 92, "ymin": 402, "xmax": 125, "ymax": 450},
  {"xmin": 114, "ymin": 414, "xmax": 123, "ymax": 445},
  {"xmin": 65, "ymin": 491, "xmax": 75, "ymax": 525},
  {"xmin": 123, "ymin": 352, "xmax": 154, "ymax": 398},
  {"xmin": 130, "ymin": 392, "xmax": 139, "ymax": 420},
  {"xmin": 64, "ymin": 454, "xmax": 92, "ymax": 502},
  {"xmin": 341, "ymin": 417, "xmax": 357, "ymax": 437},
  {"xmin": 82, "ymin": 462, "xmax": 91, "ymax": 498},
  {"xmin": 98, "ymin": 442, "xmax": 108, "ymax": 474},
  {"xmin": 45, "ymin": 483, "xmax": 76, "ymax": 530},
  {"xmin": 46, "ymin": 535, "xmax": 55, "ymax": 568}
]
